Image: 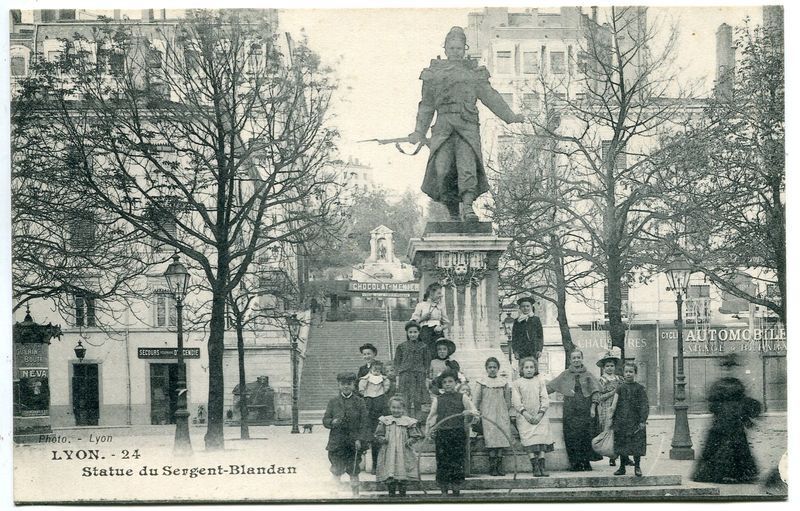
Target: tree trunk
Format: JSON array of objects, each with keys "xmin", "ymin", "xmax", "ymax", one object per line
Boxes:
[
  {"xmin": 204, "ymin": 284, "xmax": 228, "ymax": 451},
  {"xmin": 551, "ymin": 235, "xmax": 575, "ymax": 369},
  {"xmin": 606, "ymin": 252, "xmax": 627, "ymax": 362},
  {"xmin": 236, "ymin": 314, "xmax": 250, "ymax": 440}
]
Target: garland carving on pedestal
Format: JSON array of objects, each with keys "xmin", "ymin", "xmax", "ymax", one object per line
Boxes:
[{"xmin": 433, "ymin": 251, "xmax": 488, "ymax": 288}]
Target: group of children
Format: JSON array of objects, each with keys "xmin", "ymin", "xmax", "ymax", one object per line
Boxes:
[{"xmin": 323, "ymin": 288, "xmax": 649, "ymax": 496}]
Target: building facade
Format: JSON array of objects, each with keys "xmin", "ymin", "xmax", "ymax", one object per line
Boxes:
[
  {"xmin": 11, "ymin": 8, "xmax": 311, "ymax": 431},
  {"xmin": 474, "ymin": 7, "xmax": 785, "ymax": 414}
]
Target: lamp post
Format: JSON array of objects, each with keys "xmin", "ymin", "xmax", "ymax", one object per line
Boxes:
[
  {"xmin": 74, "ymin": 340, "xmax": 87, "ymax": 362},
  {"xmin": 665, "ymin": 255, "xmax": 695, "ymax": 460},
  {"xmin": 287, "ymin": 313, "xmax": 301, "ymax": 434},
  {"xmin": 164, "ymin": 254, "xmax": 192, "ymax": 455},
  {"xmin": 502, "ymin": 312, "xmax": 515, "ymax": 365}
]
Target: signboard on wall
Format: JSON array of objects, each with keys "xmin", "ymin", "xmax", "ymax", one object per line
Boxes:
[
  {"xmin": 137, "ymin": 347, "xmax": 201, "ymax": 359},
  {"xmin": 348, "ymin": 282, "xmax": 419, "ymax": 293},
  {"xmin": 660, "ymin": 326, "xmax": 786, "ymax": 353},
  {"xmin": 13, "ymin": 342, "xmax": 50, "ymax": 419}
]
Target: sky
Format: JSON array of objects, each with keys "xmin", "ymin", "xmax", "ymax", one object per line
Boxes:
[
  {"xmin": 14, "ymin": 4, "xmax": 764, "ymax": 197},
  {"xmin": 279, "ymin": 5, "xmax": 763, "ymax": 196}
]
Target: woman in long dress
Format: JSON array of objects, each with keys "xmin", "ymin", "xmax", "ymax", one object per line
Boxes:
[
  {"xmin": 547, "ymin": 349, "xmax": 602, "ymax": 471},
  {"xmin": 375, "ymin": 396, "xmax": 423, "ymax": 496},
  {"xmin": 692, "ymin": 355, "xmax": 761, "ymax": 484},
  {"xmin": 473, "ymin": 357, "xmax": 512, "ymax": 476},
  {"xmin": 512, "ymin": 357, "xmax": 553, "ymax": 477},
  {"xmin": 595, "ymin": 351, "xmax": 623, "ymax": 466}
]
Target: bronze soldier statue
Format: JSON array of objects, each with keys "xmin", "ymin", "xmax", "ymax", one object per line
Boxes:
[{"xmin": 408, "ymin": 26, "xmax": 524, "ymax": 222}]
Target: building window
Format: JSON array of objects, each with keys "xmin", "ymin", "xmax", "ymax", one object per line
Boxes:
[
  {"xmin": 247, "ymin": 43, "xmax": 263, "ymax": 72},
  {"xmin": 522, "ymin": 93, "xmax": 539, "ymax": 111},
  {"xmin": 11, "ymin": 56, "xmax": 27, "ymax": 76},
  {"xmin": 685, "ymin": 284, "xmax": 711, "ymax": 323},
  {"xmin": 69, "ymin": 211, "xmax": 97, "ymax": 251},
  {"xmin": 522, "ymin": 51, "xmax": 538, "ymax": 74},
  {"xmin": 74, "ymin": 294, "xmax": 97, "ymax": 327},
  {"xmin": 550, "ymin": 51, "xmax": 565, "ymax": 74},
  {"xmin": 601, "ymin": 140, "xmax": 628, "ymax": 170},
  {"xmin": 154, "ymin": 292, "xmax": 177, "ymax": 327},
  {"xmin": 603, "ymin": 283, "xmax": 630, "ymax": 319},
  {"xmin": 495, "ymin": 51, "xmax": 513, "ymax": 74}
]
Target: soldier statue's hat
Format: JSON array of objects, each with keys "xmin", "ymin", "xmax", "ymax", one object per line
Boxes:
[{"xmin": 444, "ymin": 26, "xmax": 469, "ymax": 48}]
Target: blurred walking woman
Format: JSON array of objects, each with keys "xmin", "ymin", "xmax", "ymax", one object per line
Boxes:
[
  {"xmin": 692, "ymin": 354, "xmax": 762, "ymax": 484},
  {"xmin": 547, "ymin": 350, "xmax": 602, "ymax": 471},
  {"xmin": 411, "ymin": 282, "xmax": 450, "ymax": 356}
]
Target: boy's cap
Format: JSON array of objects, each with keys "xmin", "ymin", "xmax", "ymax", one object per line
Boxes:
[
  {"xmin": 516, "ymin": 295, "xmax": 535, "ymax": 307},
  {"xmin": 404, "ymin": 320, "xmax": 421, "ymax": 331},
  {"xmin": 359, "ymin": 343, "xmax": 378, "ymax": 355},
  {"xmin": 336, "ymin": 372, "xmax": 358, "ymax": 383}
]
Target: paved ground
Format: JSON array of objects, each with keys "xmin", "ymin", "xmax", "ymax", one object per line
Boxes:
[{"xmin": 13, "ymin": 413, "xmax": 787, "ymax": 503}]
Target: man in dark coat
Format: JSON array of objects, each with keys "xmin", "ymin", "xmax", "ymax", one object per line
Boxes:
[
  {"xmin": 323, "ymin": 372, "xmax": 372, "ymax": 496},
  {"xmin": 408, "ymin": 26, "xmax": 524, "ymax": 222},
  {"xmin": 511, "ymin": 296, "xmax": 544, "ymax": 360}
]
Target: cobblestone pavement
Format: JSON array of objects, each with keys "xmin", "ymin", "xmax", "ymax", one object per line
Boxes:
[{"xmin": 13, "ymin": 413, "xmax": 787, "ymax": 503}]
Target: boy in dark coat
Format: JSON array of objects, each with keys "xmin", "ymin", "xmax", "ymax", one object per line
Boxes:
[
  {"xmin": 612, "ymin": 362, "xmax": 649, "ymax": 476},
  {"xmin": 323, "ymin": 372, "xmax": 372, "ymax": 496},
  {"xmin": 394, "ymin": 321, "xmax": 430, "ymax": 420},
  {"xmin": 511, "ymin": 297, "xmax": 544, "ymax": 360}
]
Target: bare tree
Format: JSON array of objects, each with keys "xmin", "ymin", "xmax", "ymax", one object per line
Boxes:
[
  {"xmin": 653, "ymin": 16, "xmax": 785, "ymax": 324},
  {"xmin": 14, "ymin": 10, "xmax": 339, "ymax": 449},
  {"xmin": 12, "ymin": 84, "xmax": 154, "ymax": 329},
  {"xmin": 499, "ymin": 7, "xmax": 695, "ymax": 358},
  {"xmin": 489, "ymin": 107, "xmax": 596, "ymax": 366}
]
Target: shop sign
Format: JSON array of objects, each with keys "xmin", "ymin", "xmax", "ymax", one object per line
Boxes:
[
  {"xmin": 137, "ymin": 347, "xmax": 201, "ymax": 359},
  {"xmin": 660, "ymin": 326, "xmax": 786, "ymax": 353},
  {"xmin": 13, "ymin": 343, "xmax": 50, "ymax": 419},
  {"xmin": 348, "ymin": 282, "xmax": 418, "ymax": 293}
]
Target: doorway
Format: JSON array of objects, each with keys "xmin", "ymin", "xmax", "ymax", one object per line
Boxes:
[
  {"xmin": 150, "ymin": 363, "xmax": 179, "ymax": 425},
  {"xmin": 72, "ymin": 363, "xmax": 99, "ymax": 426}
]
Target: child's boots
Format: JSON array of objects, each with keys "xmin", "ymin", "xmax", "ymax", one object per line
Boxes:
[
  {"xmin": 397, "ymin": 481, "xmax": 407, "ymax": 496},
  {"xmin": 634, "ymin": 457, "xmax": 642, "ymax": 477},
  {"xmin": 531, "ymin": 458, "xmax": 541, "ymax": 477},
  {"xmin": 495, "ymin": 456, "xmax": 506, "ymax": 476},
  {"xmin": 538, "ymin": 458, "xmax": 549, "ymax": 477},
  {"xmin": 614, "ymin": 456, "xmax": 629, "ymax": 476}
]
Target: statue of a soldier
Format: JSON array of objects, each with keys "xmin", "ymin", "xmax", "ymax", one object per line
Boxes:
[{"xmin": 408, "ymin": 26, "xmax": 525, "ymax": 222}]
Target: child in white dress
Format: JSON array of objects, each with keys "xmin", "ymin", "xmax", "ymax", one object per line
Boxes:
[{"xmin": 511, "ymin": 357, "xmax": 553, "ymax": 477}]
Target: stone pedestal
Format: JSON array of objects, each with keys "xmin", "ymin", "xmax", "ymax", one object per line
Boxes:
[
  {"xmin": 408, "ymin": 222, "xmax": 510, "ymax": 377},
  {"xmin": 409, "ymin": 223, "xmax": 576, "ymax": 472}
]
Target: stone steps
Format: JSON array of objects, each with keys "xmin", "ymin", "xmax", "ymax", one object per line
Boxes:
[
  {"xmin": 360, "ymin": 486, "xmax": 721, "ymax": 500},
  {"xmin": 357, "ymin": 474, "xmax": 720, "ymax": 500},
  {"xmin": 360, "ymin": 473, "xmax": 681, "ymax": 491},
  {"xmin": 298, "ymin": 321, "xmax": 407, "ymax": 411}
]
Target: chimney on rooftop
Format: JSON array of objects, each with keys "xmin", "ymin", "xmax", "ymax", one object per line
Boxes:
[
  {"xmin": 715, "ymin": 23, "xmax": 734, "ymax": 98},
  {"xmin": 591, "ymin": 6, "xmax": 598, "ymax": 22},
  {"xmin": 141, "ymin": 9, "xmax": 154, "ymax": 23}
]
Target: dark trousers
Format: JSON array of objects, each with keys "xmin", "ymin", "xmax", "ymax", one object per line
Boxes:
[
  {"xmin": 435, "ymin": 427, "xmax": 467, "ymax": 486},
  {"xmin": 329, "ymin": 445, "xmax": 362, "ymax": 477}
]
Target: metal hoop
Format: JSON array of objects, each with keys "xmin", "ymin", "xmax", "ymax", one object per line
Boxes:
[{"xmin": 418, "ymin": 412, "xmax": 521, "ymax": 495}]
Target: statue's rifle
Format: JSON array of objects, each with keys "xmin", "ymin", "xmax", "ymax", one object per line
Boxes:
[{"xmin": 356, "ymin": 136, "xmax": 430, "ymax": 156}]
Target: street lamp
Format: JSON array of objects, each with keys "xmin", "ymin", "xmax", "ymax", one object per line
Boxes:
[
  {"xmin": 73, "ymin": 340, "xmax": 87, "ymax": 362},
  {"xmin": 287, "ymin": 313, "xmax": 301, "ymax": 434},
  {"xmin": 665, "ymin": 255, "xmax": 695, "ymax": 460},
  {"xmin": 164, "ymin": 254, "xmax": 192, "ymax": 455},
  {"xmin": 502, "ymin": 312, "xmax": 515, "ymax": 365}
]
